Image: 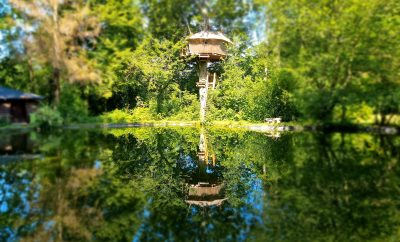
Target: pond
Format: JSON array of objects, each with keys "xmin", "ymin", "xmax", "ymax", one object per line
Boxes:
[{"xmin": 0, "ymin": 127, "xmax": 399, "ymax": 241}]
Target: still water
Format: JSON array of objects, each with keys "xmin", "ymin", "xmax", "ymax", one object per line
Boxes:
[{"xmin": 0, "ymin": 127, "xmax": 399, "ymax": 241}]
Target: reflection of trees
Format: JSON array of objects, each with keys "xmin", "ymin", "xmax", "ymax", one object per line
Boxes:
[
  {"xmin": 107, "ymin": 128, "xmax": 263, "ymax": 241},
  {"xmin": 0, "ymin": 131, "xmax": 114, "ymax": 241},
  {"xmin": 253, "ymin": 133, "xmax": 400, "ymax": 241},
  {"xmin": 3, "ymin": 128, "xmax": 396, "ymax": 241}
]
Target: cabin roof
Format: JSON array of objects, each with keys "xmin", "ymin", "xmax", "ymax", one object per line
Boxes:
[
  {"xmin": 188, "ymin": 31, "xmax": 232, "ymax": 43},
  {"xmin": 0, "ymin": 87, "xmax": 43, "ymax": 101}
]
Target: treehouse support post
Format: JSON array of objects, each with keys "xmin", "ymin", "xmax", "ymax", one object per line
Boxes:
[{"xmin": 198, "ymin": 61, "xmax": 208, "ymax": 123}]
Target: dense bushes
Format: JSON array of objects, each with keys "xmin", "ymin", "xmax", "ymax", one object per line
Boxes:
[
  {"xmin": 58, "ymin": 84, "xmax": 91, "ymax": 123},
  {"xmin": 206, "ymin": 43, "xmax": 298, "ymax": 122},
  {"xmin": 30, "ymin": 106, "xmax": 63, "ymax": 129},
  {"xmin": 100, "ymin": 108, "xmax": 155, "ymax": 123}
]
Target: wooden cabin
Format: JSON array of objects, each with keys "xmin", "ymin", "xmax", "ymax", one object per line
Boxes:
[
  {"xmin": 0, "ymin": 87, "xmax": 42, "ymax": 123},
  {"xmin": 183, "ymin": 31, "xmax": 232, "ymax": 61}
]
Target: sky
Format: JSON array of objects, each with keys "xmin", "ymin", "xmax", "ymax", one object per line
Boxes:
[{"xmin": 0, "ymin": 0, "xmax": 11, "ymax": 59}]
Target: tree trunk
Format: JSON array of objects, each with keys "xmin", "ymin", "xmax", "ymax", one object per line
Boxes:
[
  {"xmin": 156, "ymin": 90, "xmax": 164, "ymax": 114},
  {"xmin": 341, "ymin": 104, "xmax": 346, "ymax": 123},
  {"xmin": 49, "ymin": 68, "xmax": 61, "ymax": 106},
  {"xmin": 380, "ymin": 112, "xmax": 387, "ymax": 126},
  {"xmin": 51, "ymin": 0, "xmax": 61, "ymax": 107},
  {"xmin": 27, "ymin": 58, "xmax": 36, "ymax": 93}
]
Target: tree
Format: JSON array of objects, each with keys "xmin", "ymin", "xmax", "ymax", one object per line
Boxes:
[
  {"xmin": 89, "ymin": 0, "xmax": 144, "ymax": 112},
  {"xmin": 140, "ymin": 0, "xmax": 256, "ymax": 40},
  {"xmin": 10, "ymin": 0, "xmax": 101, "ymax": 105},
  {"xmin": 124, "ymin": 37, "xmax": 192, "ymax": 116},
  {"xmin": 208, "ymin": 40, "xmax": 297, "ymax": 121},
  {"xmin": 262, "ymin": 0, "xmax": 400, "ymax": 123}
]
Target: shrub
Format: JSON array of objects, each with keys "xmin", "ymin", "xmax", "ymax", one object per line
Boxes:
[
  {"xmin": 131, "ymin": 107, "xmax": 155, "ymax": 122},
  {"xmin": 0, "ymin": 116, "xmax": 10, "ymax": 127},
  {"xmin": 100, "ymin": 107, "xmax": 156, "ymax": 123},
  {"xmin": 31, "ymin": 105, "xmax": 63, "ymax": 129},
  {"xmin": 58, "ymin": 84, "xmax": 90, "ymax": 123},
  {"xmin": 100, "ymin": 109, "xmax": 132, "ymax": 123}
]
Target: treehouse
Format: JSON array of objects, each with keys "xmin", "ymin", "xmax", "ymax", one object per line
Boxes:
[
  {"xmin": 183, "ymin": 30, "xmax": 233, "ymax": 122},
  {"xmin": 184, "ymin": 31, "xmax": 232, "ymax": 61}
]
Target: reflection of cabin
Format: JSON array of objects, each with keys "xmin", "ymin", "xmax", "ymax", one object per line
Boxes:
[
  {"xmin": 0, "ymin": 133, "xmax": 42, "ymax": 164},
  {"xmin": 0, "ymin": 87, "xmax": 42, "ymax": 123},
  {"xmin": 183, "ymin": 31, "xmax": 232, "ymax": 61}
]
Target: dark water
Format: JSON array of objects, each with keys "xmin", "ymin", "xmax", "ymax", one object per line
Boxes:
[{"xmin": 0, "ymin": 128, "xmax": 399, "ymax": 242}]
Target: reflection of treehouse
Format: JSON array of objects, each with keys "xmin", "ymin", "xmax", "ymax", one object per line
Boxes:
[
  {"xmin": 265, "ymin": 132, "xmax": 281, "ymax": 139},
  {"xmin": 185, "ymin": 129, "xmax": 226, "ymax": 207},
  {"xmin": 186, "ymin": 183, "xmax": 226, "ymax": 207},
  {"xmin": 197, "ymin": 130, "xmax": 216, "ymax": 166}
]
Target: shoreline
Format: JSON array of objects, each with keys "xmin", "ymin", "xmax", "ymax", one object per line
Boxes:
[{"xmin": 1, "ymin": 121, "xmax": 398, "ymax": 135}]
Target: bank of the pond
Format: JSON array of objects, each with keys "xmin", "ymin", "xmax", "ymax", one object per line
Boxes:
[
  {"xmin": 209, "ymin": 121, "xmax": 399, "ymax": 135},
  {"xmin": 63, "ymin": 121, "xmax": 399, "ymax": 135},
  {"xmin": 1, "ymin": 120, "xmax": 398, "ymax": 135}
]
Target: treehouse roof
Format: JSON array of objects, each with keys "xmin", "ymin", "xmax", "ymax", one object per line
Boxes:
[{"xmin": 188, "ymin": 31, "xmax": 232, "ymax": 44}]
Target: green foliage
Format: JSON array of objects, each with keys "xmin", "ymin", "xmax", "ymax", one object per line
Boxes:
[
  {"xmin": 140, "ymin": 0, "xmax": 255, "ymax": 40},
  {"xmin": 100, "ymin": 107, "xmax": 156, "ymax": 123},
  {"xmin": 100, "ymin": 109, "xmax": 132, "ymax": 123},
  {"xmin": 140, "ymin": 0, "xmax": 199, "ymax": 40},
  {"xmin": 165, "ymin": 91, "xmax": 199, "ymax": 121},
  {"xmin": 31, "ymin": 105, "xmax": 63, "ymax": 129},
  {"xmin": 58, "ymin": 84, "xmax": 90, "ymax": 123},
  {"xmin": 208, "ymin": 41, "xmax": 297, "ymax": 122},
  {"xmin": 91, "ymin": 0, "xmax": 144, "ymax": 100},
  {"xmin": 0, "ymin": 116, "xmax": 10, "ymax": 126},
  {"xmin": 1, "ymin": 0, "xmax": 399, "ymax": 125},
  {"xmin": 2, "ymin": 127, "xmax": 400, "ymax": 240},
  {"xmin": 124, "ymin": 37, "xmax": 189, "ymax": 116},
  {"xmin": 263, "ymin": 0, "xmax": 400, "ymax": 124}
]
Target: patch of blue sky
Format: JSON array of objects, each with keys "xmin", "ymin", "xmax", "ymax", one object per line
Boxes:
[
  {"xmin": 0, "ymin": 0, "xmax": 11, "ymax": 57},
  {"xmin": 94, "ymin": 159, "xmax": 102, "ymax": 169},
  {"xmin": 205, "ymin": 165, "xmax": 214, "ymax": 174},
  {"xmin": 44, "ymin": 220, "xmax": 56, "ymax": 231},
  {"xmin": 132, "ymin": 198, "xmax": 152, "ymax": 242},
  {"xmin": 0, "ymin": 169, "xmax": 42, "ymax": 223},
  {"xmin": 0, "ymin": 0, "xmax": 11, "ymax": 14},
  {"xmin": 243, "ymin": 5, "xmax": 267, "ymax": 45},
  {"xmin": 178, "ymin": 153, "xmax": 197, "ymax": 170},
  {"xmin": 235, "ymin": 175, "xmax": 264, "ymax": 241},
  {"xmin": 0, "ymin": 1, "xmax": 33, "ymax": 59}
]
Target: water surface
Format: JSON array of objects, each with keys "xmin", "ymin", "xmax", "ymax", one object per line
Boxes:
[{"xmin": 1, "ymin": 128, "xmax": 399, "ymax": 241}]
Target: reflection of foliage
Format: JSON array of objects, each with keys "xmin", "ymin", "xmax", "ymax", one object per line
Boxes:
[
  {"xmin": 253, "ymin": 133, "xmax": 400, "ymax": 241},
  {"xmin": 1, "ymin": 128, "xmax": 399, "ymax": 241}
]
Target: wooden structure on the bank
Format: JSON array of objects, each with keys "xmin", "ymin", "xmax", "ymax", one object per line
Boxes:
[
  {"xmin": 183, "ymin": 30, "xmax": 232, "ymax": 122},
  {"xmin": 0, "ymin": 87, "xmax": 42, "ymax": 123}
]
